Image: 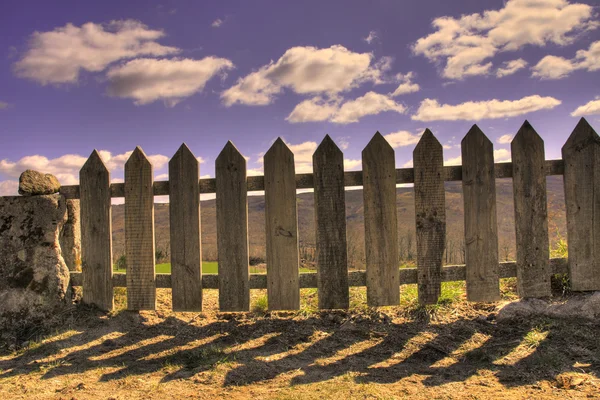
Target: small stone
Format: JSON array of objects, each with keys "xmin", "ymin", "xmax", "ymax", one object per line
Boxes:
[{"xmin": 18, "ymin": 170, "xmax": 60, "ymax": 196}]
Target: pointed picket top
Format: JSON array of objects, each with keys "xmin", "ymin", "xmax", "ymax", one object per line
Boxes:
[
  {"xmin": 315, "ymin": 134, "xmax": 342, "ymax": 158},
  {"xmin": 462, "ymin": 124, "xmax": 492, "ymax": 148},
  {"xmin": 217, "ymin": 140, "xmax": 245, "ymax": 165},
  {"xmin": 172, "ymin": 142, "xmax": 196, "ymax": 160},
  {"xmin": 126, "ymin": 146, "xmax": 152, "ymax": 168},
  {"xmin": 362, "ymin": 131, "xmax": 393, "ymax": 158},
  {"xmin": 512, "ymin": 120, "xmax": 544, "ymax": 150},
  {"xmin": 562, "ymin": 117, "xmax": 600, "ymax": 154},
  {"xmin": 265, "ymin": 137, "xmax": 294, "ymax": 163},
  {"xmin": 81, "ymin": 149, "xmax": 109, "ymax": 175},
  {"xmin": 414, "ymin": 128, "xmax": 442, "ymax": 155}
]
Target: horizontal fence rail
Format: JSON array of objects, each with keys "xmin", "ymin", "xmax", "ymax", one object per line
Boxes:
[
  {"xmin": 59, "ymin": 160, "xmax": 565, "ymax": 199},
  {"xmin": 70, "ymin": 258, "xmax": 569, "ymax": 289}
]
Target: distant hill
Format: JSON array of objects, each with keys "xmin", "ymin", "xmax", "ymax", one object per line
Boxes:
[{"xmin": 111, "ymin": 176, "xmax": 567, "ymax": 267}]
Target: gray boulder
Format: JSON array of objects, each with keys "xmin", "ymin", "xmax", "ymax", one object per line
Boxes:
[
  {"xmin": 0, "ymin": 194, "xmax": 71, "ymax": 343},
  {"xmin": 496, "ymin": 292, "xmax": 600, "ymax": 322},
  {"xmin": 18, "ymin": 169, "xmax": 60, "ymax": 196}
]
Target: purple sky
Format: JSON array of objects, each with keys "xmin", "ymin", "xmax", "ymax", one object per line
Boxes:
[{"xmin": 1, "ymin": 0, "xmax": 599, "ymax": 198}]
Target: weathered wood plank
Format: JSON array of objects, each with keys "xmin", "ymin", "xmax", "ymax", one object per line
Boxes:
[
  {"xmin": 169, "ymin": 144, "xmax": 202, "ymax": 311},
  {"xmin": 124, "ymin": 147, "xmax": 156, "ymax": 310},
  {"xmin": 461, "ymin": 125, "xmax": 500, "ymax": 302},
  {"xmin": 313, "ymin": 135, "xmax": 349, "ymax": 309},
  {"xmin": 413, "ymin": 129, "xmax": 446, "ymax": 305},
  {"xmin": 362, "ymin": 132, "xmax": 399, "ymax": 306},
  {"xmin": 216, "ymin": 141, "xmax": 250, "ymax": 311},
  {"xmin": 511, "ymin": 121, "xmax": 551, "ymax": 297},
  {"xmin": 264, "ymin": 138, "xmax": 300, "ymax": 310},
  {"xmin": 562, "ymin": 118, "xmax": 600, "ymax": 291},
  {"xmin": 79, "ymin": 150, "xmax": 113, "ymax": 310},
  {"xmin": 69, "ymin": 257, "xmax": 569, "ymax": 288}
]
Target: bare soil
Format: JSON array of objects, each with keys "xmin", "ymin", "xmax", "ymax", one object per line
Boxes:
[{"xmin": 1, "ymin": 287, "xmax": 599, "ymax": 399}]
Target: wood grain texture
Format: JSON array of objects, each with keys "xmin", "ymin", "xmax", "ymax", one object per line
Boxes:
[
  {"xmin": 461, "ymin": 125, "xmax": 500, "ymax": 302},
  {"xmin": 362, "ymin": 132, "xmax": 399, "ymax": 306},
  {"xmin": 562, "ymin": 118, "xmax": 600, "ymax": 291},
  {"xmin": 264, "ymin": 138, "xmax": 300, "ymax": 310},
  {"xmin": 216, "ymin": 141, "xmax": 250, "ymax": 311},
  {"xmin": 511, "ymin": 121, "xmax": 551, "ymax": 298},
  {"xmin": 169, "ymin": 144, "xmax": 202, "ymax": 311},
  {"xmin": 313, "ymin": 135, "xmax": 349, "ymax": 309},
  {"xmin": 413, "ymin": 129, "xmax": 446, "ymax": 305},
  {"xmin": 79, "ymin": 150, "xmax": 113, "ymax": 310},
  {"xmin": 124, "ymin": 147, "xmax": 156, "ymax": 310}
]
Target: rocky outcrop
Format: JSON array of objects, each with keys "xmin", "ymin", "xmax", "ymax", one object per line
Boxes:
[
  {"xmin": 496, "ymin": 292, "xmax": 600, "ymax": 322},
  {"xmin": 0, "ymin": 194, "xmax": 71, "ymax": 343},
  {"xmin": 60, "ymin": 200, "xmax": 81, "ymax": 271},
  {"xmin": 18, "ymin": 170, "xmax": 60, "ymax": 196}
]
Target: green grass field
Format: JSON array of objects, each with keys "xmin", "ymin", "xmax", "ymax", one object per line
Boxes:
[{"xmin": 113, "ymin": 261, "xmax": 312, "ymax": 274}]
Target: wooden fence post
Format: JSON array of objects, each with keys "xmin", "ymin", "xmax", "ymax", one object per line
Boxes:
[
  {"xmin": 413, "ymin": 129, "xmax": 446, "ymax": 305},
  {"xmin": 80, "ymin": 150, "xmax": 113, "ymax": 310},
  {"xmin": 169, "ymin": 144, "xmax": 202, "ymax": 311},
  {"xmin": 313, "ymin": 135, "xmax": 349, "ymax": 309},
  {"xmin": 216, "ymin": 141, "xmax": 250, "ymax": 311},
  {"xmin": 264, "ymin": 138, "xmax": 300, "ymax": 310},
  {"xmin": 125, "ymin": 147, "xmax": 156, "ymax": 310},
  {"xmin": 362, "ymin": 132, "xmax": 399, "ymax": 306},
  {"xmin": 511, "ymin": 121, "xmax": 550, "ymax": 297},
  {"xmin": 461, "ymin": 125, "xmax": 500, "ymax": 302},
  {"xmin": 562, "ymin": 118, "xmax": 600, "ymax": 291}
]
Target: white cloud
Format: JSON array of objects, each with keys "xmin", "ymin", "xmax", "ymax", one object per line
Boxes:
[
  {"xmin": 364, "ymin": 30, "xmax": 378, "ymax": 44},
  {"xmin": 412, "ymin": 95, "xmax": 562, "ymax": 121},
  {"xmin": 0, "ymin": 150, "xmax": 170, "ymax": 188},
  {"xmin": 0, "ymin": 180, "xmax": 19, "ymax": 196},
  {"xmin": 14, "ymin": 20, "xmax": 179, "ymax": 85},
  {"xmin": 571, "ymin": 99, "xmax": 600, "ymax": 116},
  {"xmin": 383, "ymin": 130, "xmax": 422, "ymax": 148},
  {"xmin": 402, "ymin": 159, "xmax": 413, "ymax": 168},
  {"xmin": 412, "ymin": 0, "xmax": 598, "ymax": 79},
  {"xmin": 337, "ymin": 136, "xmax": 350, "ymax": 150},
  {"xmin": 390, "ymin": 72, "xmax": 420, "ymax": 96},
  {"xmin": 221, "ymin": 45, "xmax": 393, "ymax": 106},
  {"xmin": 155, "ymin": 173, "xmax": 169, "ymax": 180},
  {"xmin": 532, "ymin": 40, "xmax": 600, "ymax": 79},
  {"xmin": 496, "ymin": 58, "xmax": 528, "ymax": 77},
  {"xmin": 106, "ymin": 57, "xmax": 234, "ymax": 106},
  {"xmin": 211, "ymin": 18, "xmax": 224, "ymax": 28},
  {"xmin": 344, "ymin": 159, "xmax": 361, "ymax": 170},
  {"xmin": 330, "ymin": 92, "xmax": 406, "ymax": 124},
  {"xmin": 497, "ymin": 134, "xmax": 513, "ymax": 144},
  {"xmin": 287, "ymin": 91, "xmax": 406, "ymax": 124},
  {"xmin": 444, "ymin": 155, "xmax": 463, "ymax": 166},
  {"xmin": 285, "ymin": 96, "xmax": 341, "ymax": 123},
  {"xmin": 443, "ymin": 144, "xmax": 453, "ymax": 150}
]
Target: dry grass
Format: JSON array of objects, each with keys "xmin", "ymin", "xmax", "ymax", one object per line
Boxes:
[{"xmin": 1, "ymin": 280, "xmax": 599, "ymax": 399}]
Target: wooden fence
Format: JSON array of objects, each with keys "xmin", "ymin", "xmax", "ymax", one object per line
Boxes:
[{"xmin": 65, "ymin": 118, "xmax": 600, "ymax": 312}]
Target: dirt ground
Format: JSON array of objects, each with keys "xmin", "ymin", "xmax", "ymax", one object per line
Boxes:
[{"xmin": 1, "ymin": 286, "xmax": 599, "ymax": 400}]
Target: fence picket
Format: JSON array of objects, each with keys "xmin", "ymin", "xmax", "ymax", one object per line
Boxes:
[
  {"xmin": 124, "ymin": 147, "xmax": 156, "ymax": 310},
  {"xmin": 562, "ymin": 118, "xmax": 600, "ymax": 291},
  {"xmin": 264, "ymin": 138, "xmax": 300, "ymax": 310},
  {"xmin": 413, "ymin": 129, "xmax": 446, "ymax": 305},
  {"xmin": 511, "ymin": 121, "xmax": 551, "ymax": 297},
  {"xmin": 216, "ymin": 141, "xmax": 250, "ymax": 311},
  {"xmin": 80, "ymin": 150, "xmax": 113, "ymax": 310},
  {"xmin": 362, "ymin": 132, "xmax": 399, "ymax": 306},
  {"xmin": 169, "ymin": 144, "xmax": 202, "ymax": 311},
  {"xmin": 461, "ymin": 125, "xmax": 500, "ymax": 302},
  {"xmin": 313, "ymin": 135, "xmax": 349, "ymax": 309}
]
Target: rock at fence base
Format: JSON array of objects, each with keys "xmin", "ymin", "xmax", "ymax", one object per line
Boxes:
[
  {"xmin": 496, "ymin": 293, "xmax": 600, "ymax": 322},
  {"xmin": 18, "ymin": 169, "xmax": 61, "ymax": 196},
  {"xmin": 0, "ymin": 194, "xmax": 71, "ymax": 342}
]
